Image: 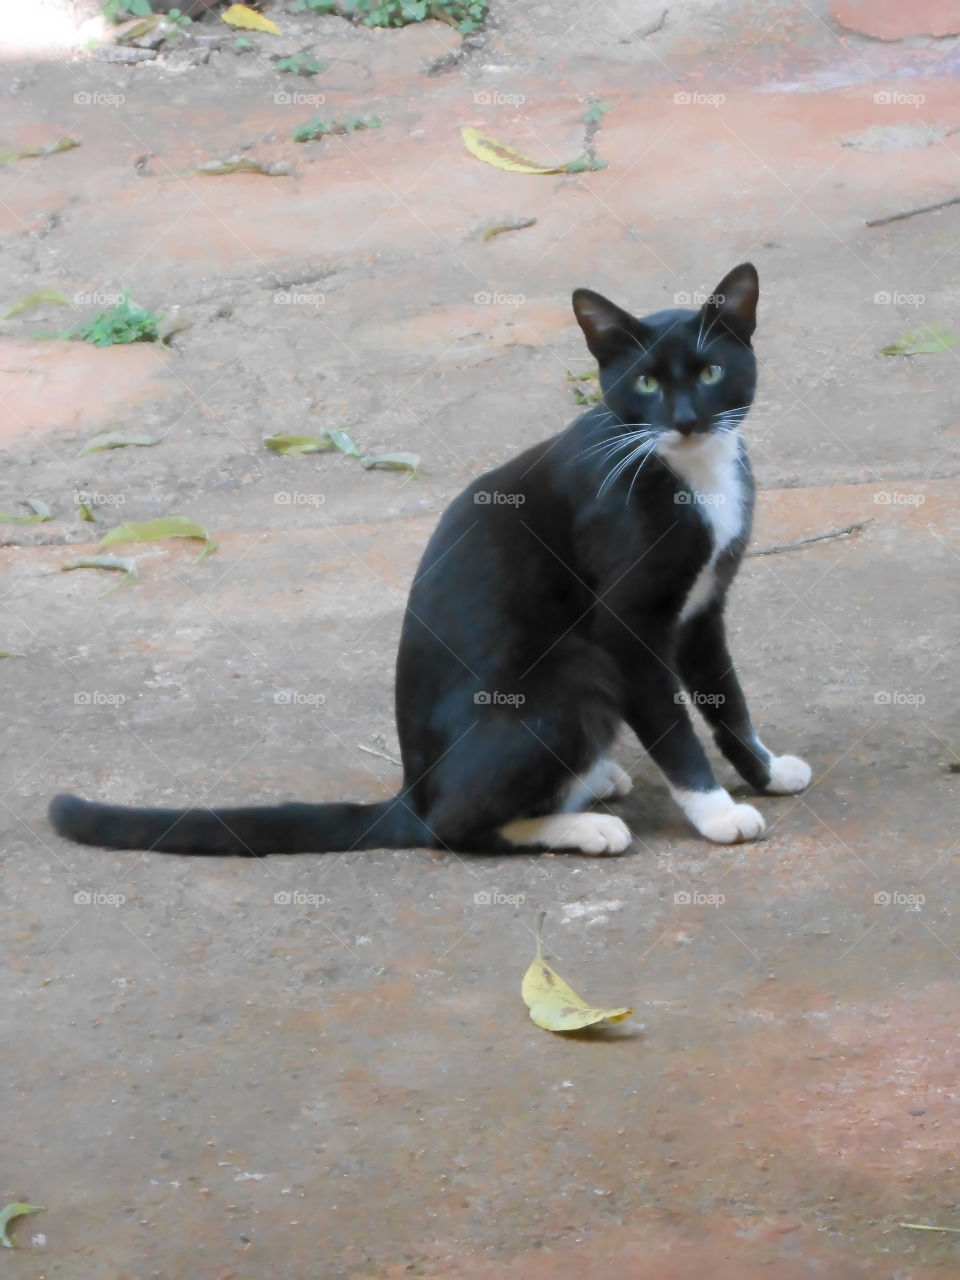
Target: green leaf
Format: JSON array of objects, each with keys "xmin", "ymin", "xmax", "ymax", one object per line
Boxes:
[
  {"xmin": 129, "ymin": 0, "xmax": 153, "ymax": 13},
  {"xmin": 78, "ymin": 503, "xmax": 97, "ymax": 522},
  {"xmin": 565, "ymin": 154, "xmax": 607, "ymax": 173},
  {"xmin": 0, "ymin": 501, "xmax": 51, "ymax": 524},
  {"xmin": 196, "ymin": 156, "xmax": 294, "ymax": 176},
  {"xmin": 0, "ymin": 651, "xmax": 26, "ymax": 658},
  {"xmin": 879, "ymin": 323, "xmax": 957, "ymax": 356},
  {"xmin": 264, "ymin": 433, "xmax": 335, "ymax": 455},
  {"xmin": 26, "ymin": 498, "xmax": 51, "ymax": 519},
  {"xmin": 3, "ymin": 288, "xmax": 70, "ymax": 319},
  {"xmin": 330, "ymin": 429, "xmax": 363, "ymax": 458},
  {"xmin": 100, "ymin": 516, "xmax": 217, "ymax": 563},
  {"xmin": 79, "ymin": 431, "xmax": 160, "ymax": 455},
  {"xmin": 275, "ymin": 52, "xmax": 325, "ymax": 76},
  {"xmin": 360, "ymin": 451, "xmax": 420, "ymax": 473},
  {"xmin": 0, "ymin": 1203, "xmax": 44, "ymax": 1249},
  {"xmin": 62, "ymin": 554, "xmax": 139, "ymax": 595},
  {"xmin": 19, "ymin": 137, "xmax": 80, "ymax": 159}
]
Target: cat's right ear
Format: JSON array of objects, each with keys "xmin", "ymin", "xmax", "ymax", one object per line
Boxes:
[{"xmin": 572, "ymin": 289, "xmax": 644, "ymax": 364}]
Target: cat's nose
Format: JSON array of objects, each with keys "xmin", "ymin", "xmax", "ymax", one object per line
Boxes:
[{"xmin": 672, "ymin": 399, "xmax": 699, "ymax": 435}]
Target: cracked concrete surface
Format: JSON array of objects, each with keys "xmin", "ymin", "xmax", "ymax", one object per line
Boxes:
[{"xmin": 2, "ymin": 0, "xmax": 959, "ymax": 1275}]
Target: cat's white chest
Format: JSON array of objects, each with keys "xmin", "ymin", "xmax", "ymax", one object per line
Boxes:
[{"xmin": 655, "ymin": 430, "xmax": 745, "ymax": 622}]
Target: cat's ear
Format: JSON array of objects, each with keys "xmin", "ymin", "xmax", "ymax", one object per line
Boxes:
[
  {"xmin": 702, "ymin": 263, "xmax": 759, "ymax": 343},
  {"xmin": 572, "ymin": 289, "xmax": 645, "ymax": 364}
]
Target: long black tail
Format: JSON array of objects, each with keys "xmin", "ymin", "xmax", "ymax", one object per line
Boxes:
[{"xmin": 48, "ymin": 792, "xmax": 432, "ymax": 855}]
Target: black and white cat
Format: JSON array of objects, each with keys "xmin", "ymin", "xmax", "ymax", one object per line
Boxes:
[{"xmin": 50, "ymin": 263, "xmax": 811, "ymax": 857}]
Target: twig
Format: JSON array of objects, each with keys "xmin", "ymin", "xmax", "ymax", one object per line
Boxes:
[
  {"xmin": 867, "ymin": 195, "xmax": 960, "ymax": 228},
  {"xmin": 357, "ymin": 743, "xmax": 402, "ymax": 765},
  {"xmin": 748, "ymin": 519, "xmax": 872, "ymax": 558}
]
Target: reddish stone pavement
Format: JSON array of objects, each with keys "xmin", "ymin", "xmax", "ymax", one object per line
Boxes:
[{"xmin": 2, "ymin": 1, "xmax": 958, "ymax": 1276}]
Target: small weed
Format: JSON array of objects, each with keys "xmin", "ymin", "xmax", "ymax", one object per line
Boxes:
[
  {"xmin": 167, "ymin": 7, "xmax": 192, "ymax": 26},
  {"xmin": 275, "ymin": 52, "xmax": 326, "ymax": 76},
  {"xmin": 102, "ymin": 0, "xmax": 151, "ymax": 19},
  {"xmin": 292, "ymin": 115, "xmax": 381, "ymax": 141},
  {"xmin": 60, "ymin": 292, "xmax": 163, "ymax": 347},
  {"xmin": 292, "ymin": 0, "xmax": 487, "ymax": 35}
]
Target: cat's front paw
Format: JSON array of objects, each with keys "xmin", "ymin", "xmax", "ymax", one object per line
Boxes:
[
  {"xmin": 672, "ymin": 787, "xmax": 766, "ymax": 844},
  {"xmin": 765, "ymin": 754, "xmax": 811, "ymax": 795},
  {"xmin": 700, "ymin": 802, "xmax": 765, "ymax": 844}
]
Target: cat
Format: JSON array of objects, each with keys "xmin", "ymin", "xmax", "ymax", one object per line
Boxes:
[{"xmin": 49, "ymin": 262, "xmax": 811, "ymax": 857}]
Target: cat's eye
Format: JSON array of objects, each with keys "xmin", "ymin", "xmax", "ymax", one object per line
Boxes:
[
  {"xmin": 635, "ymin": 374, "xmax": 659, "ymax": 394},
  {"xmin": 699, "ymin": 364, "xmax": 723, "ymax": 385}
]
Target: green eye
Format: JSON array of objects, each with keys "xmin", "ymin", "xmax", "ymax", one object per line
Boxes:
[
  {"xmin": 699, "ymin": 364, "xmax": 723, "ymax": 385},
  {"xmin": 635, "ymin": 374, "xmax": 659, "ymax": 394}
]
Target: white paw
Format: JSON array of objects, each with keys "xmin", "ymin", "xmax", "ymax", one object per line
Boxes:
[
  {"xmin": 699, "ymin": 802, "xmax": 766, "ymax": 844},
  {"xmin": 595, "ymin": 759, "xmax": 633, "ymax": 799},
  {"xmin": 572, "ymin": 812, "xmax": 633, "ymax": 854},
  {"xmin": 670, "ymin": 786, "xmax": 766, "ymax": 844},
  {"xmin": 766, "ymin": 754, "xmax": 812, "ymax": 794}
]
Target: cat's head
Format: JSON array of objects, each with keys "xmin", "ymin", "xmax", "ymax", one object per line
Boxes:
[{"xmin": 572, "ymin": 263, "xmax": 759, "ymax": 449}]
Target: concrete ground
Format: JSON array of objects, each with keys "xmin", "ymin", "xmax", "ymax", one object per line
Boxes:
[{"xmin": 2, "ymin": 0, "xmax": 959, "ymax": 1274}]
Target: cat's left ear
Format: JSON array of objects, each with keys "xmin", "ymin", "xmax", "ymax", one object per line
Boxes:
[
  {"xmin": 572, "ymin": 289, "xmax": 646, "ymax": 364},
  {"xmin": 702, "ymin": 263, "xmax": 759, "ymax": 343}
]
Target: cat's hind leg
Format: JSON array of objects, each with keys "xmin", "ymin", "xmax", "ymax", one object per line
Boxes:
[
  {"xmin": 560, "ymin": 757, "xmax": 633, "ymax": 812},
  {"xmin": 499, "ymin": 811, "xmax": 632, "ymax": 855}
]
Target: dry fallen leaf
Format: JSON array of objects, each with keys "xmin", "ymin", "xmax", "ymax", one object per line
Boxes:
[
  {"xmin": 221, "ymin": 3, "xmax": 281, "ymax": 34},
  {"xmin": 461, "ymin": 127, "xmax": 569, "ymax": 175},
  {"xmin": 100, "ymin": 516, "xmax": 217, "ymax": 563},
  {"xmin": 0, "ymin": 1203, "xmax": 44, "ymax": 1249},
  {"xmin": 521, "ymin": 935, "xmax": 633, "ymax": 1032}
]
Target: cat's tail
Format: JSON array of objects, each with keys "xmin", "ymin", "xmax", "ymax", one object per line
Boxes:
[{"xmin": 48, "ymin": 793, "xmax": 431, "ymax": 855}]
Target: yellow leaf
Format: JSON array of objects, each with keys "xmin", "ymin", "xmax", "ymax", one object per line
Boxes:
[
  {"xmin": 521, "ymin": 937, "xmax": 633, "ymax": 1032},
  {"xmin": 221, "ymin": 4, "xmax": 281, "ymax": 34},
  {"xmin": 461, "ymin": 127, "xmax": 569, "ymax": 175}
]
